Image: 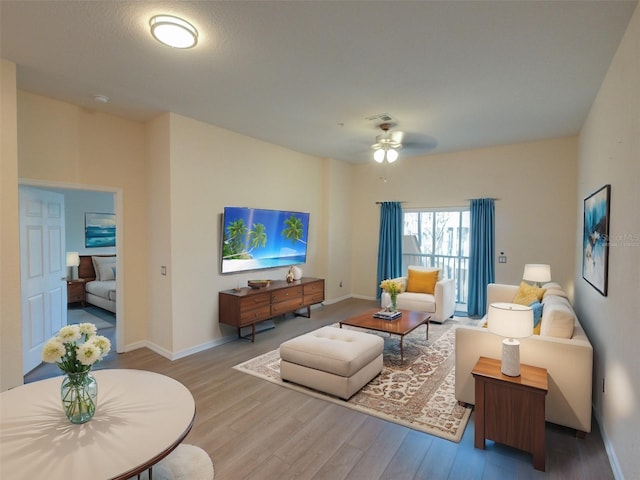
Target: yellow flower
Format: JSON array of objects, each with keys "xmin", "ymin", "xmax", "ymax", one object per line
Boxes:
[{"xmin": 380, "ymin": 279, "xmax": 402, "ymax": 295}]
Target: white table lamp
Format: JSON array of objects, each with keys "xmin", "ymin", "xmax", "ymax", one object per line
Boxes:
[
  {"xmin": 523, "ymin": 264, "xmax": 551, "ymax": 287},
  {"xmin": 488, "ymin": 302, "xmax": 533, "ymax": 377},
  {"xmin": 66, "ymin": 252, "xmax": 80, "ymax": 280}
]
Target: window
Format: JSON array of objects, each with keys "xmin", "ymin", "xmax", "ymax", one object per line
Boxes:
[{"xmin": 403, "ymin": 208, "xmax": 470, "ymax": 306}]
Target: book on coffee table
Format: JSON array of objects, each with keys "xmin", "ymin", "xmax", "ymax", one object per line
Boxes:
[{"xmin": 373, "ymin": 310, "xmax": 402, "ymax": 320}]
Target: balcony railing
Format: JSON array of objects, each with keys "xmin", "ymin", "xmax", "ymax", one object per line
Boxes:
[{"xmin": 402, "ymin": 253, "xmax": 468, "ymax": 305}]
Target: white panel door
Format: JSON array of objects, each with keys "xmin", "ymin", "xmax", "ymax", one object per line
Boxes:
[{"xmin": 20, "ymin": 186, "xmax": 66, "ymax": 374}]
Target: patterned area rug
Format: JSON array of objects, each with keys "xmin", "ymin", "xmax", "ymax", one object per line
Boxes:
[{"xmin": 233, "ymin": 320, "xmax": 472, "ymax": 442}]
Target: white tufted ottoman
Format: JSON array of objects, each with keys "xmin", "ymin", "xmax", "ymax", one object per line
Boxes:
[{"xmin": 279, "ymin": 326, "xmax": 383, "ymax": 399}]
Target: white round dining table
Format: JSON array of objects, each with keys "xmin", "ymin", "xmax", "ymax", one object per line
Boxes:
[{"xmin": 0, "ymin": 369, "xmax": 195, "ymax": 480}]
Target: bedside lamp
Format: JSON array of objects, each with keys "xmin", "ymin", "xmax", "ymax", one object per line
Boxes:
[
  {"xmin": 66, "ymin": 252, "xmax": 80, "ymax": 280},
  {"xmin": 523, "ymin": 264, "xmax": 551, "ymax": 287},
  {"xmin": 488, "ymin": 302, "xmax": 533, "ymax": 377}
]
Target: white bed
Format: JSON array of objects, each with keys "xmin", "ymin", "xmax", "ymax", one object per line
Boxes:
[{"xmin": 79, "ymin": 255, "xmax": 116, "ymax": 313}]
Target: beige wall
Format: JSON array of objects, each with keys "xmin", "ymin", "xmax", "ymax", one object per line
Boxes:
[
  {"xmin": 16, "ymin": 91, "xmax": 149, "ymax": 354},
  {"xmin": 575, "ymin": 3, "xmax": 640, "ymax": 478},
  {"xmin": 3, "ymin": 14, "xmax": 639, "ymax": 474},
  {"xmin": 350, "ymin": 137, "xmax": 579, "ymax": 299},
  {"xmin": 1, "ymin": 60, "xmax": 22, "ymax": 390},
  {"xmin": 325, "ymin": 158, "xmax": 352, "ymax": 300},
  {"xmin": 161, "ymin": 113, "xmax": 330, "ymax": 354},
  {"xmin": 146, "ymin": 114, "xmax": 173, "ymax": 353}
]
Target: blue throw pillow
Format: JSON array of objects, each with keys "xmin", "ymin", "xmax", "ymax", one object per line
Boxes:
[{"xmin": 529, "ymin": 301, "xmax": 543, "ymax": 328}]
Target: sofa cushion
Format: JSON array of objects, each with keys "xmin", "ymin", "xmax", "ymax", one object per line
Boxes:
[
  {"xmin": 396, "ymin": 291, "xmax": 436, "ymax": 313},
  {"xmin": 406, "ymin": 268, "xmax": 439, "ymax": 294},
  {"xmin": 540, "ymin": 296, "xmax": 575, "ymax": 338},
  {"xmin": 513, "ymin": 281, "xmax": 546, "ymax": 306},
  {"xmin": 543, "ymin": 288, "xmax": 568, "ymax": 299}
]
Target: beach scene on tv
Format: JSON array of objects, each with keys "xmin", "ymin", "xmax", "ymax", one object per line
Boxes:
[{"xmin": 221, "ymin": 207, "xmax": 309, "ymax": 274}]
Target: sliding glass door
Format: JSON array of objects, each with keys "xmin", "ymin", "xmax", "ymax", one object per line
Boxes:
[{"xmin": 402, "ymin": 209, "xmax": 470, "ymax": 306}]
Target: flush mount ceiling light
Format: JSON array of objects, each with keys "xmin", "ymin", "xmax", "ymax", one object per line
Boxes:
[
  {"xmin": 371, "ymin": 123, "xmax": 403, "ymax": 164},
  {"xmin": 92, "ymin": 94, "xmax": 109, "ymax": 103},
  {"xmin": 150, "ymin": 15, "xmax": 198, "ymax": 49}
]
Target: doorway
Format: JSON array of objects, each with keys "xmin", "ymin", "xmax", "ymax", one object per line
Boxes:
[{"xmin": 19, "ymin": 179, "xmax": 123, "ymax": 380}]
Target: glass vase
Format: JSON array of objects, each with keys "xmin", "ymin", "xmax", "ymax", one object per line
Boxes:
[
  {"xmin": 390, "ymin": 293, "xmax": 398, "ymax": 312},
  {"xmin": 60, "ymin": 371, "xmax": 98, "ymax": 424}
]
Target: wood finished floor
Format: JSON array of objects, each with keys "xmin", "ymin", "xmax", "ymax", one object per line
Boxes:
[{"xmin": 26, "ymin": 298, "xmax": 613, "ymax": 480}]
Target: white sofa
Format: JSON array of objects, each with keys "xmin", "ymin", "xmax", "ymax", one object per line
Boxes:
[
  {"xmin": 455, "ymin": 283, "xmax": 593, "ymax": 434},
  {"xmin": 380, "ymin": 266, "xmax": 456, "ymax": 323}
]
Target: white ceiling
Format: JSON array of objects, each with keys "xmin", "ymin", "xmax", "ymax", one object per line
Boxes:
[{"xmin": 1, "ymin": 1, "xmax": 636, "ymax": 163}]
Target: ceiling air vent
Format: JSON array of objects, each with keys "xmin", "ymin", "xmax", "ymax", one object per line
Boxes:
[{"xmin": 365, "ymin": 113, "xmax": 395, "ymax": 125}]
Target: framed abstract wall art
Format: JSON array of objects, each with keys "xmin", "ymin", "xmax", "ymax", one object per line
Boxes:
[
  {"xmin": 582, "ymin": 184, "xmax": 610, "ymax": 296},
  {"xmin": 85, "ymin": 212, "xmax": 116, "ymax": 248}
]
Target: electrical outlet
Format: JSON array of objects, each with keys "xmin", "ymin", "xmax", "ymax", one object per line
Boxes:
[
  {"xmin": 339, "ymin": 281, "xmax": 343, "ymax": 288},
  {"xmin": 161, "ymin": 266, "xmax": 167, "ymax": 276}
]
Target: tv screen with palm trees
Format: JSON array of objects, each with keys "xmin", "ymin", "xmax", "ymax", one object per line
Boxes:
[{"xmin": 221, "ymin": 206, "xmax": 310, "ymax": 274}]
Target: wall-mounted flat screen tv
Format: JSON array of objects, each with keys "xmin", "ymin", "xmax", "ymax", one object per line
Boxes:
[{"xmin": 221, "ymin": 206, "xmax": 310, "ymax": 274}]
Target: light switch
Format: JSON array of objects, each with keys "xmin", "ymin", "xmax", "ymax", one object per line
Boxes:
[{"xmin": 161, "ymin": 266, "xmax": 167, "ymax": 275}]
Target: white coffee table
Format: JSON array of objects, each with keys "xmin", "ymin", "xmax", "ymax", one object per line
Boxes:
[{"xmin": 0, "ymin": 369, "xmax": 195, "ymax": 480}]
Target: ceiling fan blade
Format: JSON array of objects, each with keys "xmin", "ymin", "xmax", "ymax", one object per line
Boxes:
[{"xmin": 401, "ymin": 132, "xmax": 438, "ymax": 153}]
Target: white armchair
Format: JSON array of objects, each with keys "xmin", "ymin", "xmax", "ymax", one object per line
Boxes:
[{"xmin": 380, "ymin": 266, "xmax": 456, "ymax": 323}]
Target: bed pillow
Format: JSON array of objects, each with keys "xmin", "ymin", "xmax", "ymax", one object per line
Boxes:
[
  {"xmin": 92, "ymin": 256, "xmax": 116, "ymax": 281},
  {"xmin": 406, "ymin": 268, "xmax": 439, "ymax": 294},
  {"xmin": 98, "ymin": 263, "xmax": 115, "ymax": 281}
]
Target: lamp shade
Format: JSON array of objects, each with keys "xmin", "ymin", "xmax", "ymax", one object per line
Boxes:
[
  {"xmin": 523, "ymin": 264, "xmax": 551, "ymax": 283},
  {"xmin": 487, "ymin": 302, "xmax": 533, "ymax": 339},
  {"xmin": 66, "ymin": 252, "xmax": 80, "ymax": 267}
]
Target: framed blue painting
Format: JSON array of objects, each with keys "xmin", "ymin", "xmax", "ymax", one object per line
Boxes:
[
  {"xmin": 85, "ymin": 212, "xmax": 116, "ymax": 248},
  {"xmin": 582, "ymin": 185, "xmax": 610, "ymax": 296}
]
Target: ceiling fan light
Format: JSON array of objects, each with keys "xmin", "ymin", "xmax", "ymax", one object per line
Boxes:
[
  {"xmin": 386, "ymin": 149, "xmax": 399, "ymax": 163},
  {"xmin": 150, "ymin": 15, "xmax": 198, "ymax": 49},
  {"xmin": 373, "ymin": 148, "xmax": 385, "ymax": 163}
]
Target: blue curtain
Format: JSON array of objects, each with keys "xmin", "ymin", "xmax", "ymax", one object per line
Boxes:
[
  {"xmin": 468, "ymin": 198, "xmax": 495, "ymax": 317},
  {"xmin": 376, "ymin": 202, "xmax": 403, "ymax": 299}
]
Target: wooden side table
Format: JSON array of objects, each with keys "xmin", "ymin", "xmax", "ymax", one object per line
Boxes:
[
  {"xmin": 67, "ymin": 279, "xmax": 86, "ymax": 306},
  {"xmin": 472, "ymin": 356, "xmax": 548, "ymax": 471}
]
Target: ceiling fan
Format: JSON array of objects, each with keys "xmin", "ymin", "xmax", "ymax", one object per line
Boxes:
[
  {"xmin": 370, "ymin": 121, "xmax": 437, "ymax": 164},
  {"xmin": 371, "ymin": 123, "xmax": 403, "ymax": 163}
]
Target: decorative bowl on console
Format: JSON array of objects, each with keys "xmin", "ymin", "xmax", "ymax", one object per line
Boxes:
[{"xmin": 248, "ymin": 280, "xmax": 271, "ymax": 289}]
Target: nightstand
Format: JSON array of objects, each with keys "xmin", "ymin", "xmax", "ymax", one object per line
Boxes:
[
  {"xmin": 472, "ymin": 356, "xmax": 548, "ymax": 471},
  {"xmin": 67, "ymin": 279, "xmax": 86, "ymax": 307}
]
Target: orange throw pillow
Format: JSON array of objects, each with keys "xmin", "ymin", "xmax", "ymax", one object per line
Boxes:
[{"xmin": 406, "ymin": 269, "xmax": 439, "ymax": 294}]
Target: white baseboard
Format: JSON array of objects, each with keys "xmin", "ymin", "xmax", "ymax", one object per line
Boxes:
[
  {"xmin": 125, "ymin": 334, "xmax": 237, "ymax": 361},
  {"xmin": 594, "ymin": 408, "xmax": 623, "ymax": 480}
]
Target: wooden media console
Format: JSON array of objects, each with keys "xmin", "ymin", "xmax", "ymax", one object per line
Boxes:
[{"xmin": 219, "ymin": 277, "xmax": 325, "ymax": 342}]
